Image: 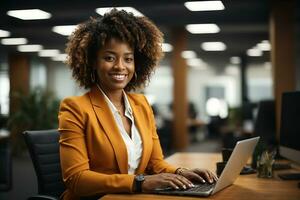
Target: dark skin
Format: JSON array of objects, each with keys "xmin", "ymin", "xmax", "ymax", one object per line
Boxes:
[{"xmin": 96, "ymin": 38, "xmax": 218, "ymax": 192}]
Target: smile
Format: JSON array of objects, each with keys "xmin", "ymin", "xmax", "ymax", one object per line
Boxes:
[{"xmin": 110, "ymin": 74, "xmax": 127, "ymax": 81}]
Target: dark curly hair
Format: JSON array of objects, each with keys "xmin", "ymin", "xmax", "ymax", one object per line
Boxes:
[{"xmin": 66, "ymin": 9, "xmax": 164, "ymax": 91}]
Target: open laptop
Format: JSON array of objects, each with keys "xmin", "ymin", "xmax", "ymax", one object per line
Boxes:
[{"xmin": 154, "ymin": 137, "xmax": 260, "ymax": 197}]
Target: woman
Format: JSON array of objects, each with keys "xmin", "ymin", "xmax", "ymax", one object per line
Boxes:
[{"xmin": 59, "ymin": 9, "xmax": 217, "ymax": 200}]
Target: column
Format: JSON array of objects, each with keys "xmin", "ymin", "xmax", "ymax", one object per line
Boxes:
[
  {"xmin": 270, "ymin": 0, "xmax": 296, "ymax": 139},
  {"xmin": 9, "ymin": 54, "xmax": 30, "ymax": 114},
  {"xmin": 171, "ymin": 27, "xmax": 188, "ymax": 151}
]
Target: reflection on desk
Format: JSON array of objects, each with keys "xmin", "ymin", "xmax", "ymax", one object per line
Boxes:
[{"xmin": 101, "ymin": 153, "xmax": 300, "ymax": 200}]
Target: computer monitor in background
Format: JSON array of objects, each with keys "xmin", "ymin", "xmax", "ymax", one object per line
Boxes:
[
  {"xmin": 279, "ymin": 91, "xmax": 300, "ymax": 180},
  {"xmin": 280, "ymin": 92, "xmax": 300, "ymax": 163}
]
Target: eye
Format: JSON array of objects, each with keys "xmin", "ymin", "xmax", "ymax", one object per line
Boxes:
[
  {"xmin": 104, "ymin": 55, "xmax": 115, "ymax": 62},
  {"xmin": 125, "ymin": 57, "xmax": 134, "ymax": 63}
]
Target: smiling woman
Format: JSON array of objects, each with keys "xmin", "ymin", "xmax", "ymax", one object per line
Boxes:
[{"xmin": 59, "ymin": 9, "xmax": 217, "ymax": 200}]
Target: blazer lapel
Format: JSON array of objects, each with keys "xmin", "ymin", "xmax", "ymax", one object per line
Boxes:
[
  {"xmin": 128, "ymin": 95, "xmax": 152, "ymax": 174},
  {"xmin": 89, "ymin": 86, "xmax": 128, "ymax": 174}
]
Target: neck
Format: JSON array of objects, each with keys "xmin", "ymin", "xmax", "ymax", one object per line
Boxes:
[{"xmin": 97, "ymin": 84, "xmax": 123, "ymax": 106}]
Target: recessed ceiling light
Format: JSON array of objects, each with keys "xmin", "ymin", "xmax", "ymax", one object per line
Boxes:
[
  {"xmin": 52, "ymin": 25, "xmax": 77, "ymax": 36},
  {"xmin": 0, "ymin": 29, "xmax": 11, "ymax": 37},
  {"xmin": 185, "ymin": 24, "xmax": 220, "ymax": 34},
  {"xmin": 184, "ymin": 1, "xmax": 225, "ymax": 11},
  {"xmin": 38, "ymin": 49, "xmax": 60, "ymax": 57},
  {"xmin": 17, "ymin": 44, "xmax": 43, "ymax": 52},
  {"xmin": 162, "ymin": 43, "xmax": 173, "ymax": 52},
  {"xmin": 201, "ymin": 42, "xmax": 226, "ymax": 51},
  {"xmin": 1, "ymin": 38, "xmax": 27, "ymax": 45},
  {"xmin": 230, "ymin": 56, "xmax": 241, "ymax": 64},
  {"xmin": 96, "ymin": 7, "xmax": 144, "ymax": 17},
  {"xmin": 181, "ymin": 50, "xmax": 197, "ymax": 59},
  {"xmin": 247, "ymin": 48, "xmax": 262, "ymax": 57},
  {"xmin": 7, "ymin": 9, "xmax": 51, "ymax": 20}
]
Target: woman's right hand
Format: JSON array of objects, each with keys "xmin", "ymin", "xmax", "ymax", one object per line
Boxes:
[{"xmin": 142, "ymin": 173, "xmax": 194, "ymax": 192}]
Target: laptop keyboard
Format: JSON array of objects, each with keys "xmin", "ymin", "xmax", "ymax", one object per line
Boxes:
[
  {"xmin": 154, "ymin": 182, "xmax": 216, "ymax": 196},
  {"xmin": 157, "ymin": 182, "xmax": 215, "ymax": 192},
  {"xmin": 188, "ymin": 182, "xmax": 215, "ymax": 192}
]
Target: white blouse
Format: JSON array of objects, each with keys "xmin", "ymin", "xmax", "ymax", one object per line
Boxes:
[{"xmin": 97, "ymin": 85, "xmax": 143, "ymax": 174}]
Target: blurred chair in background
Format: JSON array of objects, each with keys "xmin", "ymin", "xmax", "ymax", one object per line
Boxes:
[
  {"xmin": 23, "ymin": 130, "xmax": 65, "ymax": 200},
  {"xmin": 0, "ymin": 135, "xmax": 12, "ymax": 192},
  {"xmin": 187, "ymin": 102, "xmax": 206, "ymax": 143},
  {"xmin": 152, "ymin": 104, "xmax": 173, "ymax": 155}
]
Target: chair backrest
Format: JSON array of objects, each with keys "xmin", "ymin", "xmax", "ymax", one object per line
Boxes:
[
  {"xmin": 0, "ymin": 136, "xmax": 12, "ymax": 191},
  {"xmin": 23, "ymin": 129, "xmax": 65, "ymax": 198}
]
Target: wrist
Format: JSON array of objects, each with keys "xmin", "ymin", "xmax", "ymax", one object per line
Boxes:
[{"xmin": 133, "ymin": 174, "xmax": 145, "ymax": 193}]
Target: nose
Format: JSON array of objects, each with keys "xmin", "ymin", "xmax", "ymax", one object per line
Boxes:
[{"xmin": 114, "ymin": 58, "xmax": 125, "ymax": 70}]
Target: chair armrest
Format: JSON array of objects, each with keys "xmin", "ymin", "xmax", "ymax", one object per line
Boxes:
[{"xmin": 27, "ymin": 195, "xmax": 58, "ymax": 200}]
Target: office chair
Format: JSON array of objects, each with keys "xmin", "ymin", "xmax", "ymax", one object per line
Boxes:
[
  {"xmin": 23, "ymin": 129, "xmax": 65, "ymax": 200},
  {"xmin": 0, "ymin": 136, "xmax": 12, "ymax": 191}
]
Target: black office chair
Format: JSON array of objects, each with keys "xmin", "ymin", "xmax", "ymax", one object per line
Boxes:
[
  {"xmin": 0, "ymin": 136, "xmax": 12, "ymax": 191},
  {"xmin": 23, "ymin": 129, "xmax": 65, "ymax": 200}
]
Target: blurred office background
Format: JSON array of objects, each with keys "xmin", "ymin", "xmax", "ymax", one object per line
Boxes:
[{"xmin": 0, "ymin": 0, "xmax": 299, "ymax": 199}]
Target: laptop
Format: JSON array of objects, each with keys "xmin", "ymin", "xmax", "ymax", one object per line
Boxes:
[{"xmin": 154, "ymin": 137, "xmax": 260, "ymax": 197}]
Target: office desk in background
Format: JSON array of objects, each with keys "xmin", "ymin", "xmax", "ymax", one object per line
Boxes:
[{"xmin": 101, "ymin": 153, "xmax": 300, "ymax": 200}]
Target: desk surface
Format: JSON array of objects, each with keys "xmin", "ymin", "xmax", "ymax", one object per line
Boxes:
[{"xmin": 101, "ymin": 153, "xmax": 300, "ymax": 200}]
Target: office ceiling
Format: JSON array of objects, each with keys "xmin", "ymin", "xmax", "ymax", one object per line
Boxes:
[{"xmin": 0, "ymin": 0, "xmax": 299, "ymax": 68}]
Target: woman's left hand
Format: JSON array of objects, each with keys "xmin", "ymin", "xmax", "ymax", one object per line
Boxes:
[{"xmin": 179, "ymin": 168, "xmax": 218, "ymax": 184}]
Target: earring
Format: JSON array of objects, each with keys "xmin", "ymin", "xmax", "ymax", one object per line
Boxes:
[
  {"xmin": 91, "ymin": 70, "xmax": 96, "ymax": 83},
  {"xmin": 134, "ymin": 72, "xmax": 138, "ymax": 80}
]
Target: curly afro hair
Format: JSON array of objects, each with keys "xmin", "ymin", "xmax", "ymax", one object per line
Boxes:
[{"xmin": 65, "ymin": 9, "xmax": 164, "ymax": 91}]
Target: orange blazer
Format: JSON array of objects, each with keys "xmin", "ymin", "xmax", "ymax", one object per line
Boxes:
[{"xmin": 58, "ymin": 85, "xmax": 177, "ymax": 199}]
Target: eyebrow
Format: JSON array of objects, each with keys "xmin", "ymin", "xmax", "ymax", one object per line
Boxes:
[{"xmin": 103, "ymin": 50, "xmax": 133, "ymax": 55}]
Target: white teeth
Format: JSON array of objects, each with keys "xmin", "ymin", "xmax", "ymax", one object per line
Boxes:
[{"xmin": 111, "ymin": 74, "xmax": 126, "ymax": 80}]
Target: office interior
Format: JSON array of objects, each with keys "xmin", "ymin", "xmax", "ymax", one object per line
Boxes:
[{"xmin": 0, "ymin": 0, "xmax": 299, "ymax": 199}]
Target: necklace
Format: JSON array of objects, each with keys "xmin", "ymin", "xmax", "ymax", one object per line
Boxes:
[{"xmin": 114, "ymin": 103, "xmax": 124, "ymax": 116}]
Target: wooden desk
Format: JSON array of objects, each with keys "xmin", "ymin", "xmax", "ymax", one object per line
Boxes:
[{"xmin": 101, "ymin": 153, "xmax": 300, "ymax": 200}]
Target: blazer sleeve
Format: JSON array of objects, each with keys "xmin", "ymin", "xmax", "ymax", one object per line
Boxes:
[
  {"xmin": 58, "ymin": 97, "xmax": 134, "ymax": 196},
  {"xmin": 142, "ymin": 96, "xmax": 178, "ymax": 174}
]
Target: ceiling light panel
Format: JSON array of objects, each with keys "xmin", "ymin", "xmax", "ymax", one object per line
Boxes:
[
  {"xmin": 52, "ymin": 25, "xmax": 77, "ymax": 36},
  {"xmin": 0, "ymin": 29, "xmax": 11, "ymax": 37},
  {"xmin": 38, "ymin": 49, "xmax": 60, "ymax": 57},
  {"xmin": 1, "ymin": 38, "xmax": 27, "ymax": 45},
  {"xmin": 186, "ymin": 24, "xmax": 220, "ymax": 34},
  {"xmin": 201, "ymin": 42, "xmax": 226, "ymax": 51},
  {"xmin": 17, "ymin": 44, "xmax": 43, "ymax": 52},
  {"xmin": 184, "ymin": 1, "xmax": 225, "ymax": 11},
  {"xmin": 96, "ymin": 7, "xmax": 144, "ymax": 16},
  {"xmin": 7, "ymin": 9, "xmax": 51, "ymax": 20}
]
